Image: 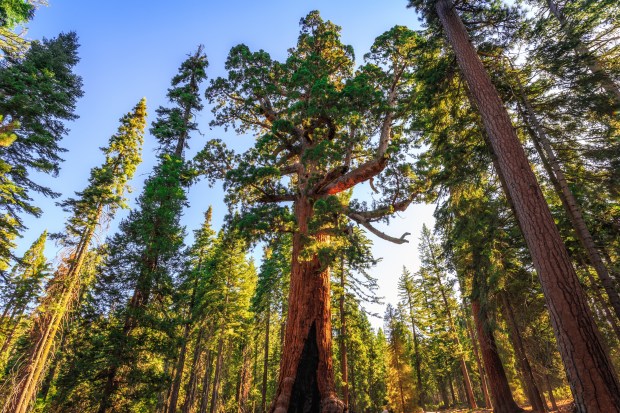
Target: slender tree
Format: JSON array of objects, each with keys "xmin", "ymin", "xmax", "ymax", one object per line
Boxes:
[
  {"xmin": 96, "ymin": 47, "xmax": 207, "ymax": 413},
  {"xmin": 1, "ymin": 98, "xmax": 146, "ymax": 413}
]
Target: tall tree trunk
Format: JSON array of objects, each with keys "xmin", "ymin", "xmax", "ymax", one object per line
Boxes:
[
  {"xmin": 500, "ymin": 293, "xmax": 546, "ymax": 412},
  {"xmin": 98, "ymin": 265, "xmax": 155, "ymax": 413},
  {"xmin": 434, "ymin": 1, "xmax": 620, "ymax": 410},
  {"xmin": 168, "ymin": 323, "xmax": 191, "ymax": 413},
  {"xmin": 262, "ymin": 303, "xmax": 271, "ymax": 413},
  {"xmin": 580, "ymin": 261, "xmax": 620, "ymax": 338},
  {"xmin": 545, "ymin": 0, "xmax": 620, "ymax": 108},
  {"xmin": 465, "ymin": 310, "xmax": 491, "ymax": 409},
  {"xmin": 471, "ymin": 299, "xmax": 524, "ymax": 413},
  {"xmin": 4, "ymin": 222, "xmax": 97, "ymax": 413},
  {"xmin": 424, "ymin": 229, "xmax": 477, "ymax": 410},
  {"xmin": 338, "ymin": 258, "xmax": 349, "ymax": 411},
  {"xmin": 198, "ymin": 350, "xmax": 213, "ymax": 413},
  {"xmin": 271, "ymin": 197, "xmax": 343, "ymax": 413},
  {"xmin": 182, "ymin": 329, "xmax": 204, "ymax": 413},
  {"xmin": 209, "ymin": 335, "xmax": 225, "ymax": 413},
  {"xmin": 405, "ymin": 290, "xmax": 424, "ymax": 409},
  {"xmin": 438, "ymin": 378, "xmax": 450, "ymax": 409},
  {"xmin": 448, "ymin": 372, "xmax": 456, "ymax": 406},
  {"xmin": 544, "ymin": 374, "xmax": 558, "ymax": 411},
  {"xmin": 512, "ymin": 71, "xmax": 620, "ymax": 328}
]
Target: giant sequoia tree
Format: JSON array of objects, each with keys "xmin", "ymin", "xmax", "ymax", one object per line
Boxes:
[{"xmin": 204, "ymin": 13, "xmax": 420, "ymax": 412}]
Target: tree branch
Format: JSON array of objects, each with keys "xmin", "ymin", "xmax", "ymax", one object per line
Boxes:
[{"xmin": 347, "ymin": 212, "xmax": 410, "ymax": 244}]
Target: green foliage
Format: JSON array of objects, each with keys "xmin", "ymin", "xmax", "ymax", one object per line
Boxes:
[{"xmin": 0, "ymin": 32, "xmax": 82, "ymax": 264}]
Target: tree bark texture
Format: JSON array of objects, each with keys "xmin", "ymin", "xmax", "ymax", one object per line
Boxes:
[
  {"xmin": 271, "ymin": 197, "xmax": 343, "ymax": 413},
  {"xmin": 465, "ymin": 312, "xmax": 492, "ymax": 409},
  {"xmin": 471, "ymin": 299, "xmax": 524, "ymax": 413},
  {"xmin": 435, "ymin": 1, "xmax": 620, "ymax": 410}
]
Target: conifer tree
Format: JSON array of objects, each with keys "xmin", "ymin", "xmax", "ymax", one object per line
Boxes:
[
  {"xmin": 407, "ymin": 0, "xmax": 620, "ymax": 409},
  {"xmin": 203, "ymin": 15, "xmax": 421, "ymax": 411},
  {"xmin": 0, "ymin": 32, "xmax": 83, "ymax": 266},
  {"xmin": 1, "ymin": 98, "xmax": 146, "ymax": 413},
  {"xmin": 0, "ymin": 231, "xmax": 49, "ymax": 362},
  {"xmin": 95, "ymin": 47, "xmax": 207, "ymax": 413}
]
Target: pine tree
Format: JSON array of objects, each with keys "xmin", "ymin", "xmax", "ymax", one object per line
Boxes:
[
  {"xmin": 95, "ymin": 47, "xmax": 207, "ymax": 413},
  {"xmin": 0, "ymin": 231, "xmax": 49, "ymax": 363},
  {"xmin": 0, "ymin": 32, "xmax": 83, "ymax": 266},
  {"xmin": 407, "ymin": 0, "xmax": 620, "ymax": 409},
  {"xmin": 1, "ymin": 98, "xmax": 146, "ymax": 413}
]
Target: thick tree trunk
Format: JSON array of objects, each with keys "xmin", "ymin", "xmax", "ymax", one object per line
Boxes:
[
  {"xmin": 338, "ymin": 258, "xmax": 349, "ymax": 411},
  {"xmin": 262, "ymin": 304, "xmax": 271, "ymax": 413},
  {"xmin": 501, "ymin": 293, "xmax": 546, "ymax": 412},
  {"xmin": 471, "ymin": 299, "xmax": 524, "ymax": 413},
  {"xmin": 271, "ymin": 197, "xmax": 343, "ymax": 413},
  {"xmin": 434, "ymin": 1, "xmax": 620, "ymax": 410},
  {"xmin": 465, "ymin": 313, "xmax": 491, "ymax": 409},
  {"xmin": 182, "ymin": 329, "xmax": 204, "ymax": 413}
]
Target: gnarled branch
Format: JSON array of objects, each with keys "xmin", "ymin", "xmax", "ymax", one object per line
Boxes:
[{"xmin": 347, "ymin": 212, "xmax": 410, "ymax": 244}]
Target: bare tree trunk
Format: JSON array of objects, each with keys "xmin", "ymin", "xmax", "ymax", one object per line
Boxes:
[
  {"xmin": 338, "ymin": 258, "xmax": 349, "ymax": 411},
  {"xmin": 544, "ymin": 374, "xmax": 558, "ymax": 411},
  {"xmin": 198, "ymin": 350, "xmax": 213, "ymax": 413},
  {"xmin": 472, "ymin": 299, "xmax": 524, "ymax": 413},
  {"xmin": 270, "ymin": 197, "xmax": 343, "ymax": 413},
  {"xmin": 209, "ymin": 336, "xmax": 225, "ymax": 413},
  {"xmin": 434, "ymin": 1, "xmax": 620, "ymax": 410},
  {"xmin": 261, "ymin": 304, "xmax": 271, "ymax": 413},
  {"xmin": 4, "ymin": 222, "xmax": 97, "ymax": 413},
  {"xmin": 182, "ymin": 329, "xmax": 204, "ymax": 413},
  {"xmin": 501, "ymin": 293, "xmax": 546, "ymax": 412},
  {"xmin": 465, "ymin": 313, "xmax": 491, "ymax": 409}
]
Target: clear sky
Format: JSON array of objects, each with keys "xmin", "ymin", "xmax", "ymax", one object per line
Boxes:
[{"xmin": 16, "ymin": 0, "xmax": 437, "ymax": 328}]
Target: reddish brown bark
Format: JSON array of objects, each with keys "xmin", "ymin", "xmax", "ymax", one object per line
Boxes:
[
  {"xmin": 501, "ymin": 293, "xmax": 546, "ymax": 413},
  {"xmin": 472, "ymin": 299, "xmax": 524, "ymax": 413},
  {"xmin": 271, "ymin": 197, "xmax": 343, "ymax": 413},
  {"xmin": 465, "ymin": 312, "xmax": 491, "ymax": 409},
  {"xmin": 434, "ymin": 1, "xmax": 620, "ymax": 410}
]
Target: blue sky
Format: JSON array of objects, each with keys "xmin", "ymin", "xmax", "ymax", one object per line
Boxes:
[{"xmin": 17, "ymin": 0, "xmax": 437, "ymax": 327}]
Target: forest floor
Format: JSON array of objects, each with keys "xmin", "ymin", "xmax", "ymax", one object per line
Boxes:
[{"xmin": 430, "ymin": 399, "xmax": 574, "ymax": 413}]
